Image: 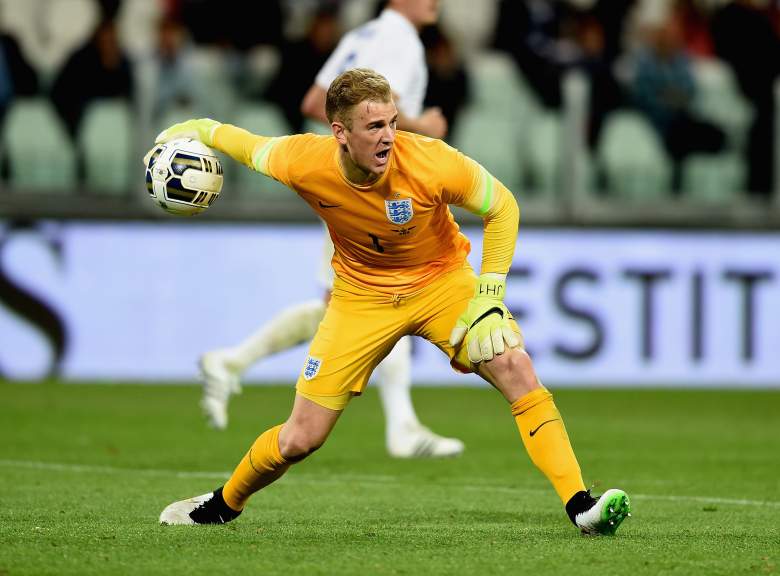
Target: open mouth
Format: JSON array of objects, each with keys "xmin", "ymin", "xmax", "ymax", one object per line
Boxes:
[{"xmin": 375, "ymin": 149, "xmax": 391, "ymax": 164}]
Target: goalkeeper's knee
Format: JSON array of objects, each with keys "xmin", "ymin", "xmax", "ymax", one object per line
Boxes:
[{"xmin": 481, "ymin": 347, "xmax": 539, "ymax": 398}]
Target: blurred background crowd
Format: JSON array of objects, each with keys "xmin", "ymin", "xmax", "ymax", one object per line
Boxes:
[{"xmin": 0, "ymin": 0, "xmax": 779, "ymax": 225}]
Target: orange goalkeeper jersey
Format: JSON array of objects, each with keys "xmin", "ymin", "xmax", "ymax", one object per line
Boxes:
[{"xmin": 264, "ymin": 131, "xmax": 479, "ymax": 293}]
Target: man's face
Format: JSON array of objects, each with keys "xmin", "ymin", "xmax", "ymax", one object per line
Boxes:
[
  {"xmin": 394, "ymin": 0, "xmax": 440, "ymax": 28},
  {"xmin": 334, "ymin": 99, "xmax": 397, "ymax": 181}
]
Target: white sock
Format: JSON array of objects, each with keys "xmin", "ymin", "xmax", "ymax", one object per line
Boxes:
[
  {"xmin": 374, "ymin": 336, "xmax": 419, "ymax": 439},
  {"xmin": 226, "ymin": 299, "xmax": 326, "ymax": 373}
]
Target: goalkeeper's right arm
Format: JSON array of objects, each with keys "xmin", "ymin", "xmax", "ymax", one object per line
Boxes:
[{"xmin": 155, "ymin": 118, "xmax": 278, "ymax": 176}]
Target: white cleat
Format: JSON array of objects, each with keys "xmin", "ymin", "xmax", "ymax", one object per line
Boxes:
[
  {"xmin": 159, "ymin": 492, "xmax": 214, "ymax": 526},
  {"xmin": 387, "ymin": 423, "xmax": 465, "ymax": 458},
  {"xmin": 574, "ymin": 488, "xmax": 631, "ymax": 536},
  {"xmin": 159, "ymin": 488, "xmax": 241, "ymax": 525},
  {"xmin": 198, "ymin": 350, "xmax": 242, "ymax": 430}
]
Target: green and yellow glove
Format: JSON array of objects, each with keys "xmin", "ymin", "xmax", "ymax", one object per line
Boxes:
[
  {"xmin": 143, "ymin": 118, "xmax": 223, "ymax": 167},
  {"xmin": 155, "ymin": 118, "xmax": 222, "ymax": 146},
  {"xmin": 449, "ymin": 274, "xmax": 521, "ymax": 364}
]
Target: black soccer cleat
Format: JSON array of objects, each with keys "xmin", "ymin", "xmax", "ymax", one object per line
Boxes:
[
  {"xmin": 566, "ymin": 488, "xmax": 631, "ymax": 535},
  {"xmin": 159, "ymin": 486, "xmax": 242, "ymax": 525}
]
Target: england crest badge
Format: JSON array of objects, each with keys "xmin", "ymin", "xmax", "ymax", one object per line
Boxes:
[
  {"xmin": 303, "ymin": 356, "xmax": 322, "ymax": 380},
  {"xmin": 385, "ymin": 198, "xmax": 413, "ymax": 225}
]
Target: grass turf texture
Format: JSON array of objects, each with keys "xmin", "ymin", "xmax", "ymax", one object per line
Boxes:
[{"xmin": 0, "ymin": 382, "xmax": 777, "ymax": 576}]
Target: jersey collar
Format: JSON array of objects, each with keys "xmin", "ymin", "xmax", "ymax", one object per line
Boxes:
[{"xmin": 333, "ymin": 144, "xmax": 394, "ymax": 191}]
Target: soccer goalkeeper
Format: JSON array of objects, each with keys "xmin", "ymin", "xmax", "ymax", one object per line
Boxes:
[
  {"xmin": 158, "ymin": 68, "xmax": 631, "ymax": 535},
  {"xmin": 197, "ymin": 0, "xmax": 460, "ymax": 460}
]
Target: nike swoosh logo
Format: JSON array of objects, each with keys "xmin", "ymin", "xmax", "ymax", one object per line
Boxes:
[
  {"xmin": 318, "ymin": 201, "xmax": 341, "ymax": 208},
  {"xmin": 529, "ymin": 419, "xmax": 559, "ymax": 437}
]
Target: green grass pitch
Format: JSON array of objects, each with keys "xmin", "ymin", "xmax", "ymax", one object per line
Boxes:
[{"xmin": 0, "ymin": 382, "xmax": 777, "ymax": 575}]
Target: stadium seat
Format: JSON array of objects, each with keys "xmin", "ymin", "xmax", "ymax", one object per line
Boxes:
[
  {"xmin": 682, "ymin": 152, "xmax": 746, "ymax": 203},
  {"xmin": 1, "ymin": 98, "xmax": 77, "ymax": 192},
  {"xmin": 231, "ymin": 103, "xmax": 291, "ymax": 198},
  {"xmin": 465, "ymin": 51, "xmax": 540, "ymax": 119},
  {"xmin": 451, "ymin": 106, "xmax": 523, "ymax": 193},
  {"xmin": 188, "ymin": 48, "xmax": 240, "ymax": 122},
  {"xmin": 681, "ymin": 59, "xmax": 751, "ymax": 203},
  {"xmin": 597, "ymin": 111, "xmax": 672, "ymax": 200},
  {"xmin": 522, "ymin": 110, "xmax": 596, "ymax": 198},
  {"xmin": 78, "ymin": 99, "xmax": 133, "ymax": 195},
  {"xmin": 525, "ymin": 111, "xmax": 561, "ymax": 196},
  {"xmin": 690, "ymin": 58, "xmax": 753, "ymax": 149},
  {"xmin": 462, "ymin": 51, "xmax": 558, "ymax": 197}
]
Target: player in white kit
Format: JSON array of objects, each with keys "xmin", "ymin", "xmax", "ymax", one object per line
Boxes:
[{"xmin": 199, "ymin": 0, "xmax": 464, "ymax": 458}]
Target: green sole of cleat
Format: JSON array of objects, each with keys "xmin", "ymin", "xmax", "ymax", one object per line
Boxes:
[{"xmin": 599, "ymin": 491, "xmax": 631, "ymax": 535}]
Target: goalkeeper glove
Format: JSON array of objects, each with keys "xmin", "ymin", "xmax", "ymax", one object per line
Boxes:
[
  {"xmin": 449, "ymin": 274, "xmax": 521, "ymax": 364},
  {"xmin": 155, "ymin": 118, "xmax": 221, "ymax": 147}
]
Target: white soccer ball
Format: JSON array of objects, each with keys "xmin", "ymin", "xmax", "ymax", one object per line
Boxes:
[{"xmin": 145, "ymin": 138, "xmax": 223, "ymax": 215}]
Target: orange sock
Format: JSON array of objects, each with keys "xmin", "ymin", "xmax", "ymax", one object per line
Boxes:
[
  {"xmin": 222, "ymin": 424, "xmax": 290, "ymax": 511},
  {"xmin": 511, "ymin": 388, "xmax": 586, "ymax": 504}
]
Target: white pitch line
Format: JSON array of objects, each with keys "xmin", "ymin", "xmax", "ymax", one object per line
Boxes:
[
  {"xmin": 459, "ymin": 484, "xmax": 780, "ymax": 508},
  {"xmin": 0, "ymin": 459, "xmax": 230, "ymax": 480},
  {"xmin": 631, "ymin": 493, "xmax": 780, "ymax": 508},
  {"xmin": 0, "ymin": 459, "xmax": 397, "ymax": 484},
  {"xmin": 1, "ymin": 459, "xmax": 778, "ymax": 509}
]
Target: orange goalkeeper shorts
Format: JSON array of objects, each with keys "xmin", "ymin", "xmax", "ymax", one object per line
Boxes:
[{"xmin": 295, "ymin": 263, "xmax": 523, "ymax": 398}]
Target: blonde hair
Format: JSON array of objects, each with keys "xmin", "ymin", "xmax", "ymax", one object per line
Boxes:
[{"xmin": 325, "ymin": 68, "xmax": 393, "ymax": 129}]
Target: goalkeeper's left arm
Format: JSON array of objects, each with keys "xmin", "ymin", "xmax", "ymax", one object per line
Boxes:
[
  {"xmin": 154, "ymin": 118, "xmax": 279, "ymax": 177},
  {"xmin": 448, "ymin": 165, "xmax": 522, "ymax": 364}
]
